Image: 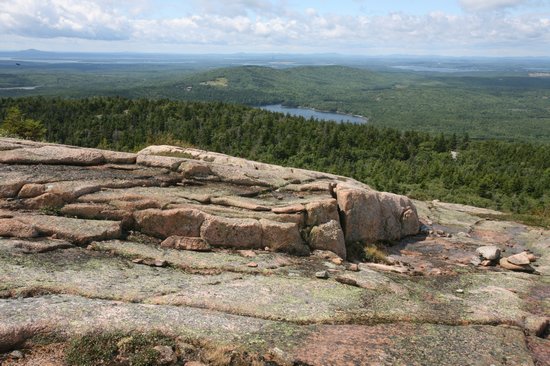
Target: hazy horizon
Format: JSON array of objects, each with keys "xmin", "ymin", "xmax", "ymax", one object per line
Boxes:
[{"xmin": 1, "ymin": 0, "xmax": 550, "ymax": 57}]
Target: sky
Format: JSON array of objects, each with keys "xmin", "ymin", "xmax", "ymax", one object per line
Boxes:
[{"xmin": 0, "ymin": 0, "xmax": 549, "ymax": 56}]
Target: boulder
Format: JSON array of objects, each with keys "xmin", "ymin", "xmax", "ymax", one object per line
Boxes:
[
  {"xmin": 336, "ymin": 185, "xmax": 419, "ymax": 242},
  {"xmin": 200, "ymin": 216, "xmax": 262, "ymax": 249},
  {"xmin": 336, "ymin": 186, "xmax": 382, "ymax": 242},
  {"xmin": 476, "ymin": 246, "xmax": 501, "ymax": 261},
  {"xmin": 305, "ymin": 199, "xmax": 339, "ymax": 227},
  {"xmin": 309, "ymin": 220, "xmax": 347, "ymax": 260},
  {"xmin": 260, "ymin": 219, "xmax": 309, "ymax": 256},
  {"xmin": 134, "ymin": 208, "xmax": 206, "ymax": 239},
  {"xmin": 379, "ymin": 193, "xmax": 419, "ymax": 239},
  {"xmin": 160, "ymin": 236, "xmax": 211, "ymax": 252},
  {"xmin": 400, "ymin": 206, "xmax": 420, "ymax": 237}
]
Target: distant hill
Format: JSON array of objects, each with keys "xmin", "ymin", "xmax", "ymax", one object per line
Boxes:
[
  {"xmin": 133, "ymin": 65, "xmax": 550, "ymax": 143},
  {"xmin": 133, "ymin": 65, "xmax": 414, "ymax": 112},
  {"xmin": 1, "ymin": 59, "xmax": 550, "ymax": 142}
]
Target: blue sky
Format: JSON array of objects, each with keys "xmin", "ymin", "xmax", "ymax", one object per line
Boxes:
[{"xmin": 0, "ymin": 0, "xmax": 549, "ymax": 56}]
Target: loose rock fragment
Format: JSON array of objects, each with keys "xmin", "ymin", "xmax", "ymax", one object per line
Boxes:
[
  {"xmin": 499, "ymin": 257, "xmax": 535, "ymax": 273},
  {"xmin": 476, "ymin": 245, "xmax": 501, "ymax": 261},
  {"xmin": 506, "ymin": 252, "xmax": 531, "ymax": 265},
  {"xmin": 315, "ymin": 271, "xmax": 329, "ymax": 279}
]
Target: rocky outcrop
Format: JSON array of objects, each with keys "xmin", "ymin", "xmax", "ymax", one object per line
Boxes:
[
  {"xmin": 0, "ymin": 139, "xmax": 548, "ymax": 366},
  {"xmin": 336, "ymin": 185, "xmax": 419, "ymax": 242},
  {"xmin": 0, "ymin": 138, "xmax": 419, "ymax": 257}
]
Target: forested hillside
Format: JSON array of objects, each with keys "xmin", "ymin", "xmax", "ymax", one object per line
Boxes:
[
  {"xmin": 2, "ymin": 64, "xmax": 550, "ymax": 143},
  {"xmin": 138, "ymin": 66, "xmax": 550, "ymax": 143},
  {"xmin": 1, "ymin": 97, "xmax": 548, "ymax": 224}
]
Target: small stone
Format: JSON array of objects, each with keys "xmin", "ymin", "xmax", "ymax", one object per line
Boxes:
[
  {"xmin": 476, "ymin": 246, "xmax": 501, "ymax": 261},
  {"xmin": 315, "ymin": 270, "xmax": 329, "ymax": 279},
  {"xmin": 247, "ymin": 262, "xmax": 258, "ymax": 268},
  {"xmin": 10, "ymin": 350, "xmax": 24, "ymax": 359},
  {"xmin": 331, "ymin": 257, "xmax": 343, "ymax": 265},
  {"xmin": 526, "ymin": 253, "xmax": 537, "ymax": 262},
  {"xmin": 507, "ymin": 252, "xmax": 531, "ymax": 265},
  {"xmin": 185, "ymin": 362, "xmax": 207, "ymax": 366},
  {"xmin": 154, "ymin": 259, "xmax": 167, "ymax": 267},
  {"xmin": 132, "ymin": 258, "xmax": 144, "ymax": 264},
  {"xmin": 335, "ymin": 276, "xmax": 359, "ymax": 287},
  {"xmin": 348, "ymin": 263, "xmax": 359, "ymax": 272},
  {"xmin": 153, "ymin": 345, "xmax": 177, "ymax": 365},
  {"xmin": 456, "ymin": 289, "xmax": 464, "ymax": 294},
  {"xmin": 480, "ymin": 260, "xmax": 493, "ymax": 266},
  {"xmin": 499, "ymin": 258, "xmax": 535, "ymax": 273}
]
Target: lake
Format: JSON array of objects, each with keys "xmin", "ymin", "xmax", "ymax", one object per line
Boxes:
[
  {"xmin": 0, "ymin": 86, "xmax": 39, "ymax": 90},
  {"xmin": 259, "ymin": 104, "xmax": 367, "ymax": 124}
]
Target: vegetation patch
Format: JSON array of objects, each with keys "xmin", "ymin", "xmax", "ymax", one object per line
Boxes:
[
  {"xmin": 346, "ymin": 241, "xmax": 389, "ymax": 263},
  {"xmin": 66, "ymin": 331, "xmax": 176, "ymax": 366},
  {"xmin": 65, "ymin": 331, "xmax": 273, "ymax": 366}
]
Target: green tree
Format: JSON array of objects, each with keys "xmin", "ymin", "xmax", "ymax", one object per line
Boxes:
[{"xmin": 1, "ymin": 106, "xmax": 46, "ymax": 140}]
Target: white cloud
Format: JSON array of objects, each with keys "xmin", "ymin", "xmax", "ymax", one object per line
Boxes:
[
  {"xmin": 189, "ymin": 0, "xmax": 285, "ymax": 17},
  {"xmin": 0, "ymin": 0, "xmax": 550, "ymax": 55},
  {"xmin": 0, "ymin": 0, "xmax": 131, "ymax": 40},
  {"xmin": 459, "ymin": 0, "xmax": 540, "ymax": 12}
]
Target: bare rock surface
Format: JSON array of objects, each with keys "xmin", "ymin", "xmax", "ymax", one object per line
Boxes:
[
  {"xmin": 309, "ymin": 220, "xmax": 346, "ymax": 259},
  {"xmin": 1, "ymin": 138, "xmax": 548, "ymax": 365}
]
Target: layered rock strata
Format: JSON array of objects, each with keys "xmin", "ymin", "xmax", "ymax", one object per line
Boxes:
[{"xmin": 0, "ymin": 138, "xmax": 419, "ymax": 258}]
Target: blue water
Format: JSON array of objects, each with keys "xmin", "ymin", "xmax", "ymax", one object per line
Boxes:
[{"xmin": 259, "ymin": 104, "xmax": 367, "ymax": 124}]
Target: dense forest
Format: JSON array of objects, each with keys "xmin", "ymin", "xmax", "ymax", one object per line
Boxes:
[
  {"xmin": 1, "ymin": 97, "xmax": 549, "ymax": 224},
  {"xmin": 2, "ymin": 63, "xmax": 550, "ymax": 143}
]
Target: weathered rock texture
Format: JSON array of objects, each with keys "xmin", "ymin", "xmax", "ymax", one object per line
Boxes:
[
  {"xmin": 0, "ymin": 138, "xmax": 419, "ymax": 257},
  {"xmin": 1, "ymin": 138, "xmax": 548, "ymax": 365}
]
